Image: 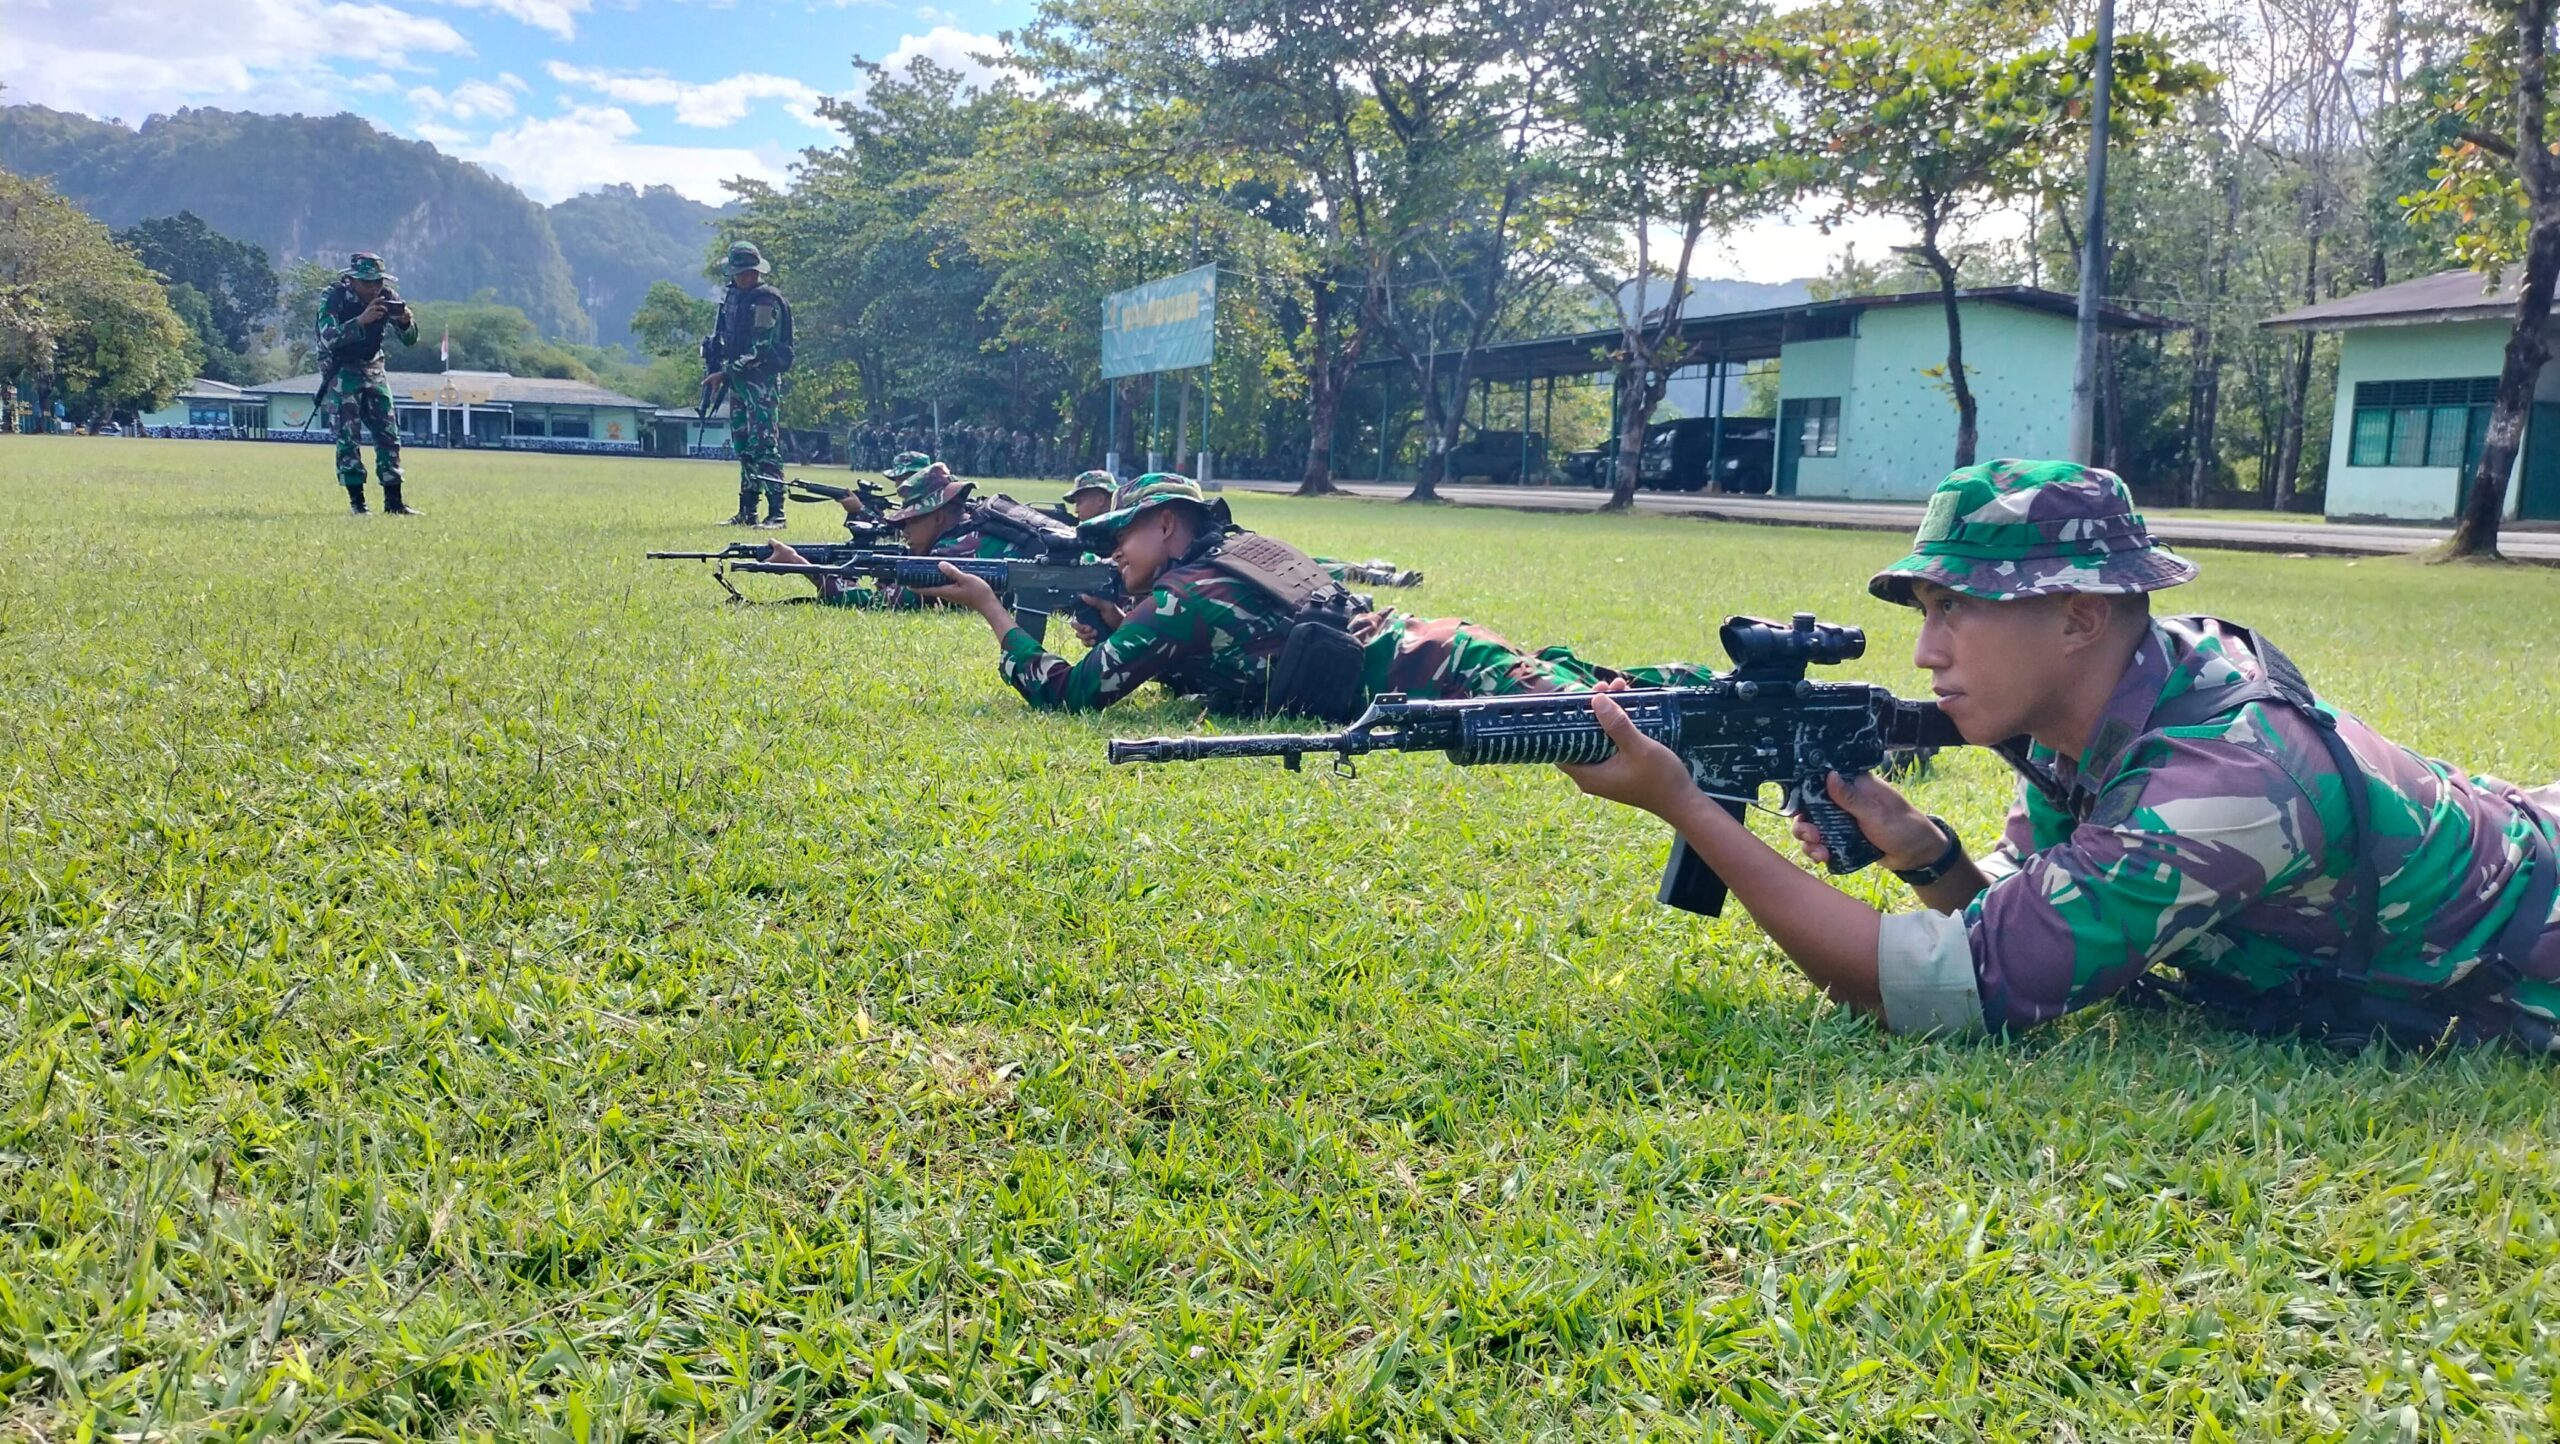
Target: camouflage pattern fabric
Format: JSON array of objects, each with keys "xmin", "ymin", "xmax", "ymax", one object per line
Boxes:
[
  {"xmin": 881, "ymin": 463, "xmax": 974, "ymax": 522},
  {"xmin": 327, "ymin": 369, "xmax": 403, "ymax": 491},
  {"xmin": 1945, "ymin": 618, "xmax": 2560, "ymax": 1038},
  {"xmin": 996, "ymin": 542, "xmax": 1708, "ymax": 713},
  {"xmin": 817, "ymin": 503, "xmax": 1044, "ymax": 610},
  {"xmin": 1870, "ymin": 458, "xmax": 2198, "ymax": 606},
  {"xmin": 728, "ymin": 372, "xmax": 784, "ymax": 507}
]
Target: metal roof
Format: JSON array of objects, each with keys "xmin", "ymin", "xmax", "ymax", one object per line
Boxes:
[
  {"xmin": 1360, "ymin": 284, "xmax": 2178, "ymax": 385},
  {"xmin": 248, "ymin": 369, "xmax": 656, "ymax": 409},
  {"xmin": 2262, "ymin": 268, "xmax": 2534, "ymax": 332}
]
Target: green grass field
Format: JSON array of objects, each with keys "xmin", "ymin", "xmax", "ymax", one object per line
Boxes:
[{"xmin": 4, "ymin": 437, "xmax": 2558, "ymax": 1441}]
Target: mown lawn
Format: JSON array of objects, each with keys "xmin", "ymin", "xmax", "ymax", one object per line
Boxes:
[{"xmin": 3, "ymin": 437, "xmax": 2557, "ymax": 1442}]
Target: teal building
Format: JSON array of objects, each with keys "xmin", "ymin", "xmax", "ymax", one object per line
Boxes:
[{"xmin": 2267, "ymin": 269, "xmax": 2560, "ymax": 523}]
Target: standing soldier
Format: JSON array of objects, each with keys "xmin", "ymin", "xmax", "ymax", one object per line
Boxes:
[
  {"xmin": 705, "ymin": 242, "xmax": 795, "ymax": 528},
  {"xmin": 314, "ymin": 253, "xmax": 420, "ymax": 515}
]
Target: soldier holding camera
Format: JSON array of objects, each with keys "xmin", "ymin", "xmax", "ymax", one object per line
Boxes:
[{"xmin": 314, "ymin": 252, "xmax": 421, "ymax": 515}]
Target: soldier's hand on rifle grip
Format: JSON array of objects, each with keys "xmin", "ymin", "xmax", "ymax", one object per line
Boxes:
[
  {"xmin": 1557, "ymin": 691, "xmax": 1698, "ymax": 818},
  {"xmin": 1077, "ymin": 593, "xmax": 1126, "ymax": 634},
  {"xmin": 1790, "ymin": 771, "xmax": 1943, "ymax": 871},
  {"xmin": 916, "ymin": 561, "xmax": 1001, "ymax": 611}
]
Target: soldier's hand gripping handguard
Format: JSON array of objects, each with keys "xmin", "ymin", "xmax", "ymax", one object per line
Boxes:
[
  {"xmin": 1109, "ymin": 613, "xmax": 1964, "ymax": 917},
  {"xmin": 727, "ymin": 552, "xmax": 1125, "ymax": 646}
]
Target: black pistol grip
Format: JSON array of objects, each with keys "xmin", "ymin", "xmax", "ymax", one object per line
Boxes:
[
  {"xmin": 1802, "ymin": 777, "xmax": 1882, "ymax": 874},
  {"xmin": 1655, "ymin": 797, "xmax": 1749, "ymax": 916}
]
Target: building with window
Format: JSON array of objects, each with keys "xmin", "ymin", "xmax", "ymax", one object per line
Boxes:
[
  {"xmin": 245, "ymin": 369, "xmax": 655, "ymax": 450},
  {"xmin": 2265, "ymin": 269, "xmax": 2560, "ymax": 522},
  {"xmin": 138, "ymin": 378, "xmax": 270, "ymax": 433},
  {"xmin": 1367, "ymin": 286, "xmax": 2174, "ymax": 499}
]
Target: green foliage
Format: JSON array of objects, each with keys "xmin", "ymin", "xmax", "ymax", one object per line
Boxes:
[
  {"xmin": 113, "ymin": 209, "xmax": 278, "ymax": 355},
  {"xmin": 387, "ymin": 298, "xmax": 595, "ymax": 382},
  {"xmin": 0, "ymin": 166, "xmax": 195, "ymax": 415},
  {"xmin": 629, "ymin": 280, "xmax": 716, "ymax": 361},
  {"xmin": 3, "ymin": 442, "xmax": 2559, "ymax": 1438},
  {"xmin": 2397, "ymin": 10, "xmax": 2542, "ymax": 274}
]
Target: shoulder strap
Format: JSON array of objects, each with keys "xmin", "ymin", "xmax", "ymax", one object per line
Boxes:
[{"xmin": 2160, "ymin": 615, "xmax": 2382, "ymax": 981}]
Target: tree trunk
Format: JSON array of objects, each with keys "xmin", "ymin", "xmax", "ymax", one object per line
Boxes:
[
  {"xmin": 1112, "ymin": 376, "xmax": 1137, "ymax": 463},
  {"xmin": 1404, "ymin": 368, "xmax": 1452, "ymax": 502},
  {"xmin": 1605, "ymin": 366, "xmax": 1648, "ymax": 511},
  {"xmin": 2446, "ymin": 0, "xmax": 2560, "ymax": 559},
  {"xmin": 1917, "ymin": 240, "xmax": 1977, "ymax": 468},
  {"xmin": 2271, "ymin": 232, "xmax": 2322, "ymax": 513},
  {"xmin": 1298, "ymin": 279, "xmax": 1346, "ymax": 495}
]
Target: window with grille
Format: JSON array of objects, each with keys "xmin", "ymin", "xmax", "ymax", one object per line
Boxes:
[
  {"xmin": 2348, "ymin": 377, "xmax": 2495, "ymax": 469},
  {"xmin": 1780, "ymin": 396, "xmax": 1841, "ymax": 457}
]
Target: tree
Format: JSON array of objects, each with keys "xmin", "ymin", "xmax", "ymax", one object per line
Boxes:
[
  {"xmin": 1560, "ymin": 0, "xmax": 1781, "ymax": 511},
  {"xmin": 630, "ymin": 280, "xmax": 715, "ymax": 359},
  {"xmin": 2404, "ymin": 0, "xmax": 2560, "ymax": 559},
  {"xmin": 114, "ymin": 211, "xmax": 278, "ymax": 356},
  {"xmin": 0, "ymin": 167, "xmax": 195, "ymax": 421},
  {"xmin": 1771, "ymin": 15, "xmax": 2208, "ymax": 469}
]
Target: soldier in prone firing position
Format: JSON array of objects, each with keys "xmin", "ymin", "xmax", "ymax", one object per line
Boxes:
[
  {"xmin": 916, "ymin": 473, "xmax": 1706, "ymax": 716},
  {"xmin": 1560, "ymin": 460, "xmax": 2560, "ymax": 1052},
  {"xmin": 763, "ymin": 461, "xmax": 1069, "ymax": 609}
]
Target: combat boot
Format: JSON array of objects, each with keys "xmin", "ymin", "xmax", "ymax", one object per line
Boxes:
[
  {"xmin": 723, "ymin": 489, "xmax": 758, "ymax": 526},
  {"xmin": 383, "ymin": 481, "xmax": 421, "ymax": 516},
  {"xmin": 756, "ymin": 495, "xmax": 788, "ymax": 529},
  {"xmin": 347, "ymin": 485, "xmax": 370, "ymax": 515}
]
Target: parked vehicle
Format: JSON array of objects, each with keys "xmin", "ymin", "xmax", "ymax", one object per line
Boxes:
[{"xmin": 1444, "ymin": 429, "xmax": 1547, "ymax": 485}]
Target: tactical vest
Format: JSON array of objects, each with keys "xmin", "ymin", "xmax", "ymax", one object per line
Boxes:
[
  {"xmin": 320, "ymin": 283, "xmax": 396, "ymax": 367},
  {"xmin": 2026, "ymin": 616, "xmax": 2557, "ymax": 1050},
  {"xmin": 971, "ymin": 494, "xmax": 1082, "ymax": 560},
  {"xmin": 1198, "ymin": 531, "xmax": 1374, "ymax": 723},
  {"xmin": 710, "ymin": 283, "xmax": 794, "ymax": 375}
]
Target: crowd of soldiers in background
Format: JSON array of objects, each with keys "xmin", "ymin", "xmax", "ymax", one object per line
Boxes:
[{"xmin": 846, "ymin": 421, "xmax": 1069, "ymax": 479}]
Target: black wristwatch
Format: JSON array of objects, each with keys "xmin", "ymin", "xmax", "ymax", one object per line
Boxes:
[{"xmin": 1891, "ymin": 815, "xmax": 1964, "ymax": 886}]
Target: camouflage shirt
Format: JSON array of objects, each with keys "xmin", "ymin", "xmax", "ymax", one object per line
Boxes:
[
  {"xmin": 996, "ymin": 545, "xmax": 1708, "ymax": 713},
  {"xmin": 1876, "ymin": 618, "xmax": 2560, "ymax": 1035},
  {"xmin": 315, "ymin": 284, "xmax": 418, "ymax": 379}
]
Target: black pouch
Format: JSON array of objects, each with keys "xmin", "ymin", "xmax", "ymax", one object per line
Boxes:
[{"xmin": 1268, "ymin": 608, "xmax": 1369, "ymax": 722}]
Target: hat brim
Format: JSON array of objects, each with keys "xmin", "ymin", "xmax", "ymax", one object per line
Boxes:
[
  {"xmin": 1064, "ymin": 484, "xmax": 1113, "ymax": 501},
  {"xmin": 1869, "ymin": 545, "xmax": 2199, "ymax": 607},
  {"xmin": 882, "ymin": 480, "xmax": 973, "ymax": 522}
]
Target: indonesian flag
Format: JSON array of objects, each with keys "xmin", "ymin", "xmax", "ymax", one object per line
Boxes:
[{"xmin": 440, "ymin": 328, "xmax": 450, "ymax": 368}]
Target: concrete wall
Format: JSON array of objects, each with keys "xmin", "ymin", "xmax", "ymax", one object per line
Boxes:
[
  {"xmin": 1774, "ymin": 336, "xmax": 1855, "ymax": 495},
  {"xmin": 1772, "ymin": 302, "xmax": 2079, "ymax": 500},
  {"xmin": 2320, "ymin": 319, "xmax": 2526, "ymax": 521}
]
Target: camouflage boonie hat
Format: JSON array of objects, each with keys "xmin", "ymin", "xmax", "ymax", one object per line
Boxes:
[
  {"xmin": 882, "ymin": 462, "xmax": 973, "ymax": 521},
  {"xmin": 720, "ymin": 242, "xmax": 769, "ymax": 278},
  {"xmin": 1078, "ymin": 473, "xmax": 1206, "ymax": 551},
  {"xmin": 1869, "ymin": 459, "xmax": 2198, "ymax": 607},
  {"xmin": 341, "ymin": 252, "xmax": 395, "ymax": 283},
  {"xmin": 1065, "ymin": 469, "xmax": 1117, "ymax": 501},
  {"xmin": 883, "ymin": 450, "xmax": 935, "ymax": 482}
]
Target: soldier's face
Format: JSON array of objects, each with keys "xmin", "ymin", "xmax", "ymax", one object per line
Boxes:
[
  {"xmin": 1908, "ymin": 582, "xmax": 2083, "ymax": 745},
  {"xmin": 1109, "ymin": 509, "xmax": 1185, "ymax": 591},
  {"xmin": 1071, "ymin": 492, "xmax": 1110, "ymax": 521},
  {"xmin": 733, "ymin": 269, "xmax": 762, "ymax": 288},
  {"xmin": 351, "ymin": 279, "xmax": 384, "ymax": 302},
  {"xmin": 900, "ymin": 504, "xmax": 956, "ymax": 551}
]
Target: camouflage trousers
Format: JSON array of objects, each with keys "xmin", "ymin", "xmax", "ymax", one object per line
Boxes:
[
  {"xmin": 729, "ymin": 373, "xmax": 784, "ymax": 504},
  {"xmin": 330, "ymin": 369, "xmax": 401, "ymax": 490},
  {"xmin": 1368, "ymin": 614, "xmax": 1713, "ymax": 698}
]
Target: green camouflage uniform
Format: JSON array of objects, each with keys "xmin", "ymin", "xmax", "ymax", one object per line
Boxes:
[
  {"xmin": 708, "ymin": 243, "xmax": 793, "ymax": 525},
  {"xmin": 313, "ymin": 254, "xmax": 418, "ymax": 504},
  {"xmin": 1867, "ymin": 459, "xmax": 2559, "ymax": 1050},
  {"xmin": 995, "ymin": 475, "xmax": 1703, "ymax": 713},
  {"xmin": 817, "ymin": 464, "xmax": 1045, "ymax": 609}
]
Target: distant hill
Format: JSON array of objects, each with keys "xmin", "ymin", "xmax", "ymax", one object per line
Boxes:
[
  {"xmin": 0, "ymin": 105, "xmax": 738, "ymax": 345},
  {"xmin": 549, "ymin": 184, "xmax": 736, "ymax": 345}
]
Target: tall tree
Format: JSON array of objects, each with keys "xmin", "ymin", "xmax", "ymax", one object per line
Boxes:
[
  {"xmin": 0, "ymin": 167, "xmax": 195, "ymax": 420},
  {"xmin": 114, "ymin": 211, "xmax": 277, "ymax": 356},
  {"xmin": 1559, "ymin": 0, "xmax": 1780, "ymax": 511},
  {"xmin": 2406, "ymin": 0, "xmax": 2560, "ymax": 558},
  {"xmin": 1771, "ymin": 14, "xmax": 2208, "ymax": 469}
]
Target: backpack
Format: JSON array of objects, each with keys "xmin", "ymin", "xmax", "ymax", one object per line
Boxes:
[{"xmin": 1201, "ymin": 532, "xmax": 1373, "ymax": 723}]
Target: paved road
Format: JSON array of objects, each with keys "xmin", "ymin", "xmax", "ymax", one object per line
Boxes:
[{"xmin": 1226, "ymin": 479, "xmax": 2560, "ymax": 563}]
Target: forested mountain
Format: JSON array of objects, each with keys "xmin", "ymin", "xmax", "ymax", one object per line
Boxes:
[
  {"xmin": 0, "ymin": 105, "xmax": 731, "ymax": 344},
  {"xmin": 549, "ymin": 184, "xmax": 735, "ymax": 346}
]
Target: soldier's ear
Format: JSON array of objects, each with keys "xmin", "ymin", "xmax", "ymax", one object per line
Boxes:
[{"xmin": 2056, "ymin": 592, "xmax": 2114, "ymax": 648}]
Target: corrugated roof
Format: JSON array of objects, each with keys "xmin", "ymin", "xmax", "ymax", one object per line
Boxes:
[
  {"xmin": 2261, "ymin": 268, "xmax": 2536, "ymax": 332},
  {"xmin": 247, "ymin": 370, "xmax": 656, "ymax": 409}
]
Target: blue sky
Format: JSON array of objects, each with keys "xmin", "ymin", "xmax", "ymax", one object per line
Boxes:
[{"xmin": 0, "ymin": 0, "xmax": 1031, "ymax": 205}]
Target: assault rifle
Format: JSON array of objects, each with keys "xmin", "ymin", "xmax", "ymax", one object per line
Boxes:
[
  {"xmin": 307, "ymin": 285, "xmax": 410, "ymax": 427},
  {"xmin": 786, "ymin": 476, "xmax": 894, "ymax": 516},
  {"xmin": 726, "ymin": 553, "xmax": 1123, "ymax": 646},
  {"xmin": 1109, "ymin": 613, "xmax": 1964, "ymax": 918},
  {"xmin": 1328, "ymin": 558, "xmax": 1425, "ymax": 589},
  {"xmin": 646, "ymin": 540, "xmax": 894, "ymax": 565}
]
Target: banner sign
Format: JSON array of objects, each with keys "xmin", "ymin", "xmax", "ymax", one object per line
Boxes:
[{"xmin": 1100, "ymin": 264, "xmax": 1217, "ymax": 379}]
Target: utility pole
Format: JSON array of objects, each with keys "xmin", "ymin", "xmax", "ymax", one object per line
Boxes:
[{"xmin": 2068, "ymin": 0, "xmax": 2116, "ymax": 465}]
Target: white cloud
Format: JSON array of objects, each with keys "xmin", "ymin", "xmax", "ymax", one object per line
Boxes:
[
  {"xmin": 421, "ymin": 0, "xmax": 590, "ymax": 40},
  {"xmin": 351, "ymin": 71, "xmax": 402, "ymax": 93},
  {"xmin": 410, "ymin": 77, "xmax": 517, "ymax": 120},
  {"xmin": 452, "ymin": 104, "xmax": 788, "ymax": 203},
  {"xmin": 412, "ymin": 121, "xmax": 473, "ymax": 146},
  {"xmin": 499, "ymin": 70, "xmax": 529, "ymax": 91},
  {"xmin": 544, "ymin": 61, "xmax": 828, "ymax": 128},
  {"xmin": 914, "ymin": 5, "xmax": 957, "ymax": 22},
  {"xmin": 873, "ymin": 26, "xmax": 1003, "ymax": 90},
  {"xmin": 0, "ymin": 0, "xmax": 470, "ymax": 121}
]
